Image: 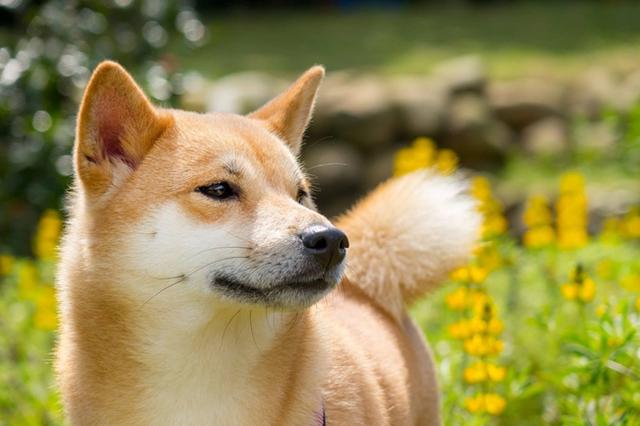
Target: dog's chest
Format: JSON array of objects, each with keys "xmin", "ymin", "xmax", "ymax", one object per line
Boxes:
[
  {"xmin": 131, "ymin": 313, "xmax": 312, "ymax": 425},
  {"xmin": 137, "ymin": 348, "xmax": 267, "ymax": 425}
]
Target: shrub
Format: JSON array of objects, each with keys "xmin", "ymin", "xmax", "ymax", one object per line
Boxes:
[{"xmin": 0, "ymin": 0, "xmax": 205, "ymax": 255}]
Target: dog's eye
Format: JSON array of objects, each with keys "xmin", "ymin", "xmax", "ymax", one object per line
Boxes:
[
  {"xmin": 197, "ymin": 182, "xmax": 237, "ymax": 200},
  {"xmin": 296, "ymin": 188, "xmax": 308, "ymax": 204}
]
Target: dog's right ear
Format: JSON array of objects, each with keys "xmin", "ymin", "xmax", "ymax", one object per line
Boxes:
[
  {"xmin": 248, "ymin": 66, "xmax": 324, "ymax": 156},
  {"xmin": 75, "ymin": 61, "xmax": 172, "ymax": 196}
]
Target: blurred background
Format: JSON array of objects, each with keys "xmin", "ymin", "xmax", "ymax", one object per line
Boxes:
[
  {"xmin": 1, "ymin": 1, "xmax": 639, "ymax": 425},
  {"xmin": 1, "ymin": 0, "xmax": 639, "ymax": 254}
]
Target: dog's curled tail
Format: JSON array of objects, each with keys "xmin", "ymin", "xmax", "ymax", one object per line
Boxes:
[{"xmin": 336, "ymin": 170, "xmax": 481, "ymax": 321}]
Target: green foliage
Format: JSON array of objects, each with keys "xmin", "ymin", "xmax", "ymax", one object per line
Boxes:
[
  {"xmin": 0, "ymin": 0, "xmax": 205, "ymax": 255},
  {"xmin": 413, "ymin": 237, "xmax": 640, "ymax": 425},
  {"xmin": 0, "ymin": 257, "xmax": 61, "ymax": 425},
  {"xmin": 170, "ymin": 2, "xmax": 640, "ymax": 78}
]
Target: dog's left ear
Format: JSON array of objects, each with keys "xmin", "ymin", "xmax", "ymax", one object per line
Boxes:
[{"xmin": 249, "ymin": 65, "xmax": 324, "ymax": 155}]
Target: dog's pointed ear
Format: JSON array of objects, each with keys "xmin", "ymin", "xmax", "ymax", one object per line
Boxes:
[
  {"xmin": 75, "ymin": 61, "xmax": 172, "ymax": 195},
  {"xmin": 249, "ymin": 65, "xmax": 324, "ymax": 155}
]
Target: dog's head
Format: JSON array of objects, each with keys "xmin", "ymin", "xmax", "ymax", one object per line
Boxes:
[{"xmin": 72, "ymin": 61, "xmax": 348, "ymax": 310}]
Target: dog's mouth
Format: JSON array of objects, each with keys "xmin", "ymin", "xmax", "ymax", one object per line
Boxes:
[{"xmin": 212, "ymin": 274, "xmax": 338, "ymax": 308}]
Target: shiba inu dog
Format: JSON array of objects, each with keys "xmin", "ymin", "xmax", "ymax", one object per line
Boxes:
[{"xmin": 56, "ymin": 61, "xmax": 479, "ymax": 425}]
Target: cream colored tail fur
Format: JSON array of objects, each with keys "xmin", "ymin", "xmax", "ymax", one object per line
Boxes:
[{"xmin": 336, "ymin": 170, "xmax": 480, "ymax": 321}]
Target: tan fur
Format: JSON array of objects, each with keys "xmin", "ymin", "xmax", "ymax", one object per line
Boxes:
[
  {"xmin": 56, "ymin": 61, "xmax": 479, "ymax": 425},
  {"xmin": 336, "ymin": 172, "xmax": 480, "ymax": 321},
  {"xmin": 249, "ymin": 65, "xmax": 325, "ymax": 155}
]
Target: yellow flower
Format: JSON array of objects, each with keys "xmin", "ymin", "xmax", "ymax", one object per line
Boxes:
[
  {"xmin": 34, "ymin": 209, "xmax": 62, "ymax": 260},
  {"xmin": 470, "ymin": 291, "xmax": 489, "ymax": 307},
  {"xmin": 471, "ymin": 176, "xmax": 492, "ymax": 201},
  {"xmin": 34, "ymin": 286, "xmax": 57, "ymax": 331},
  {"xmin": 445, "ymin": 287, "xmax": 469, "ymax": 311},
  {"xmin": 435, "ymin": 149, "xmax": 458, "ymax": 175},
  {"xmin": 623, "ymin": 208, "xmax": 640, "ymax": 238},
  {"xmin": 479, "ymin": 198, "xmax": 503, "ymax": 216},
  {"xmin": 413, "ymin": 136, "xmax": 436, "ymax": 153},
  {"xmin": 557, "ymin": 228, "xmax": 589, "ymax": 250},
  {"xmin": 484, "ymin": 393, "xmax": 506, "ymax": 415},
  {"xmin": 523, "ymin": 195, "xmax": 553, "ymax": 228},
  {"xmin": 18, "ymin": 261, "xmax": 40, "ymax": 300},
  {"xmin": 449, "ymin": 267, "xmax": 469, "ymax": 282},
  {"xmin": 468, "ymin": 317, "xmax": 488, "ymax": 334},
  {"xmin": 595, "ymin": 304, "xmax": 608, "ymax": 318},
  {"xmin": 556, "ymin": 172, "xmax": 589, "ymax": 250},
  {"xmin": 448, "ymin": 320, "xmax": 472, "ymax": 340},
  {"xmin": 556, "ymin": 192, "xmax": 587, "ymax": 212},
  {"xmin": 464, "ymin": 335, "xmax": 504, "ymax": 356},
  {"xmin": 475, "ymin": 243, "xmax": 503, "ymax": 272},
  {"xmin": 446, "ymin": 287, "xmax": 487, "ymax": 311},
  {"xmin": 482, "ymin": 215, "xmax": 508, "ymax": 238},
  {"xmin": 464, "ymin": 395, "xmax": 485, "ymax": 413},
  {"xmin": 493, "ymin": 338, "xmax": 505, "ymax": 355},
  {"xmin": 561, "ymin": 283, "xmax": 578, "ymax": 300},
  {"xmin": 487, "ymin": 318, "xmax": 504, "ymax": 335},
  {"xmin": 559, "ymin": 171, "xmax": 585, "ymax": 194},
  {"xmin": 464, "ymin": 393, "xmax": 506, "ymax": 415},
  {"xmin": 523, "ymin": 226, "xmax": 555, "ymax": 248},
  {"xmin": 621, "ymin": 274, "xmax": 640, "ymax": 292},
  {"xmin": 486, "ymin": 363, "xmax": 506, "ymax": 382},
  {"xmin": 635, "ymin": 296, "xmax": 640, "ymax": 311},
  {"xmin": 469, "ymin": 266, "xmax": 488, "ymax": 284},
  {"xmin": 464, "ymin": 362, "xmax": 488, "ymax": 384},
  {"xmin": 579, "ymin": 278, "xmax": 596, "ymax": 302},
  {"xmin": 474, "ymin": 298, "xmax": 496, "ymax": 320},
  {"xmin": 471, "ymin": 176, "xmax": 508, "ymax": 237},
  {"xmin": 464, "ymin": 362, "xmax": 506, "ymax": 384},
  {"xmin": 562, "ymin": 266, "xmax": 596, "ymax": 303},
  {"xmin": 393, "ymin": 148, "xmax": 419, "ymax": 176},
  {"xmin": 393, "ymin": 137, "xmax": 437, "ymax": 176},
  {"xmin": 0, "ymin": 254, "xmax": 14, "ymax": 275},
  {"xmin": 600, "ymin": 217, "xmax": 622, "ymax": 241},
  {"xmin": 463, "ymin": 334, "xmax": 485, "ymax": 355}
]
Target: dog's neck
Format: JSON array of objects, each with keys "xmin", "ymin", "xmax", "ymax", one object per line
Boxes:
[
  {"xmin": 63, "ymin": 276, "xmax": 327, "ymax": 425},
  {"xmin": 138, "ymin": 303, "xmax": 317, "ymax": 424}
]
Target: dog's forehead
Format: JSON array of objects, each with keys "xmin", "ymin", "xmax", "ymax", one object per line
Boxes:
[{"xmin": 170, "ymin": 110, "xmax": 302, "ymax": 185}]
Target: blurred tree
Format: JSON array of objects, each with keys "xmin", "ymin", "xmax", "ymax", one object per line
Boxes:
[{"xmin": 0, "ymin": 0, "xmax": 205, "ymax": 255}]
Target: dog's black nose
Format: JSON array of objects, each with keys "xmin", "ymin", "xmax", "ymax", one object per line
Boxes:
[{"xmin": 301, "ymin": 225, "xmax": 349, "ymax": 268}]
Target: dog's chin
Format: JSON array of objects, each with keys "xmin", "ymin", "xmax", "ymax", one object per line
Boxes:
[{"xmin": 211, "ymin": 273, "xmax": 341, "ymax": 309}]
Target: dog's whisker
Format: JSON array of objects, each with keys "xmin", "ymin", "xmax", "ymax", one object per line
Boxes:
[
  {"xmin": 303, "ymin": 135, "xmax": 334, "ymax": 149},
  {"xmin": 306, "ymin": 162, "xmax": 349, "ymax": 171},
  {"xmin": 181, "ymin": 245, "xmax": 253, "ymax": 263},
  {"xmin": 219, "ymin": 309, "xmax": 241, "ymax": 351},
  {"xmin": 249, "ymin": 310, "xmax": 261, "ymax": 351},
  {"xmin": 221, "ymin": 229, "xmax": 253, "ymax": 244},
  {"xmin": 187, "ymin": 255, "xmax": 251, "ymax": 278},
  {"xmin": 139, "ymin": 275, "xmax": 186, "ymax": 308},
  {"xmin": 265, "ymin": 308, "xmax": 273, "ymax": 332},
  {"xmin": 153, "ymin": 255, "xmax": 250, "ymax": 281}
]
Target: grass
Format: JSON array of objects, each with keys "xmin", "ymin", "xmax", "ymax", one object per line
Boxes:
[{"xmin": 171, "ymin": 1, "xmax": 640, "ymax": 79}]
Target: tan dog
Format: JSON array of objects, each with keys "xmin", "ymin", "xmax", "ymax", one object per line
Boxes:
[{"xmin": 56, "ymin": 61, "xmax": 479, "ymax": 425}]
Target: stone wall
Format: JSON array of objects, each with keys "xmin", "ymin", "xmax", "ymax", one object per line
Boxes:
[{"xmin": 181, "ymin": 56, "xmax": 640, "ymax": 217}]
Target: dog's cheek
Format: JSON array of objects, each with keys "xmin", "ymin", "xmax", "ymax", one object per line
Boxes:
[{"xmin": 124, "ymin": 202, "xmax": 248, "ymax": 289}]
